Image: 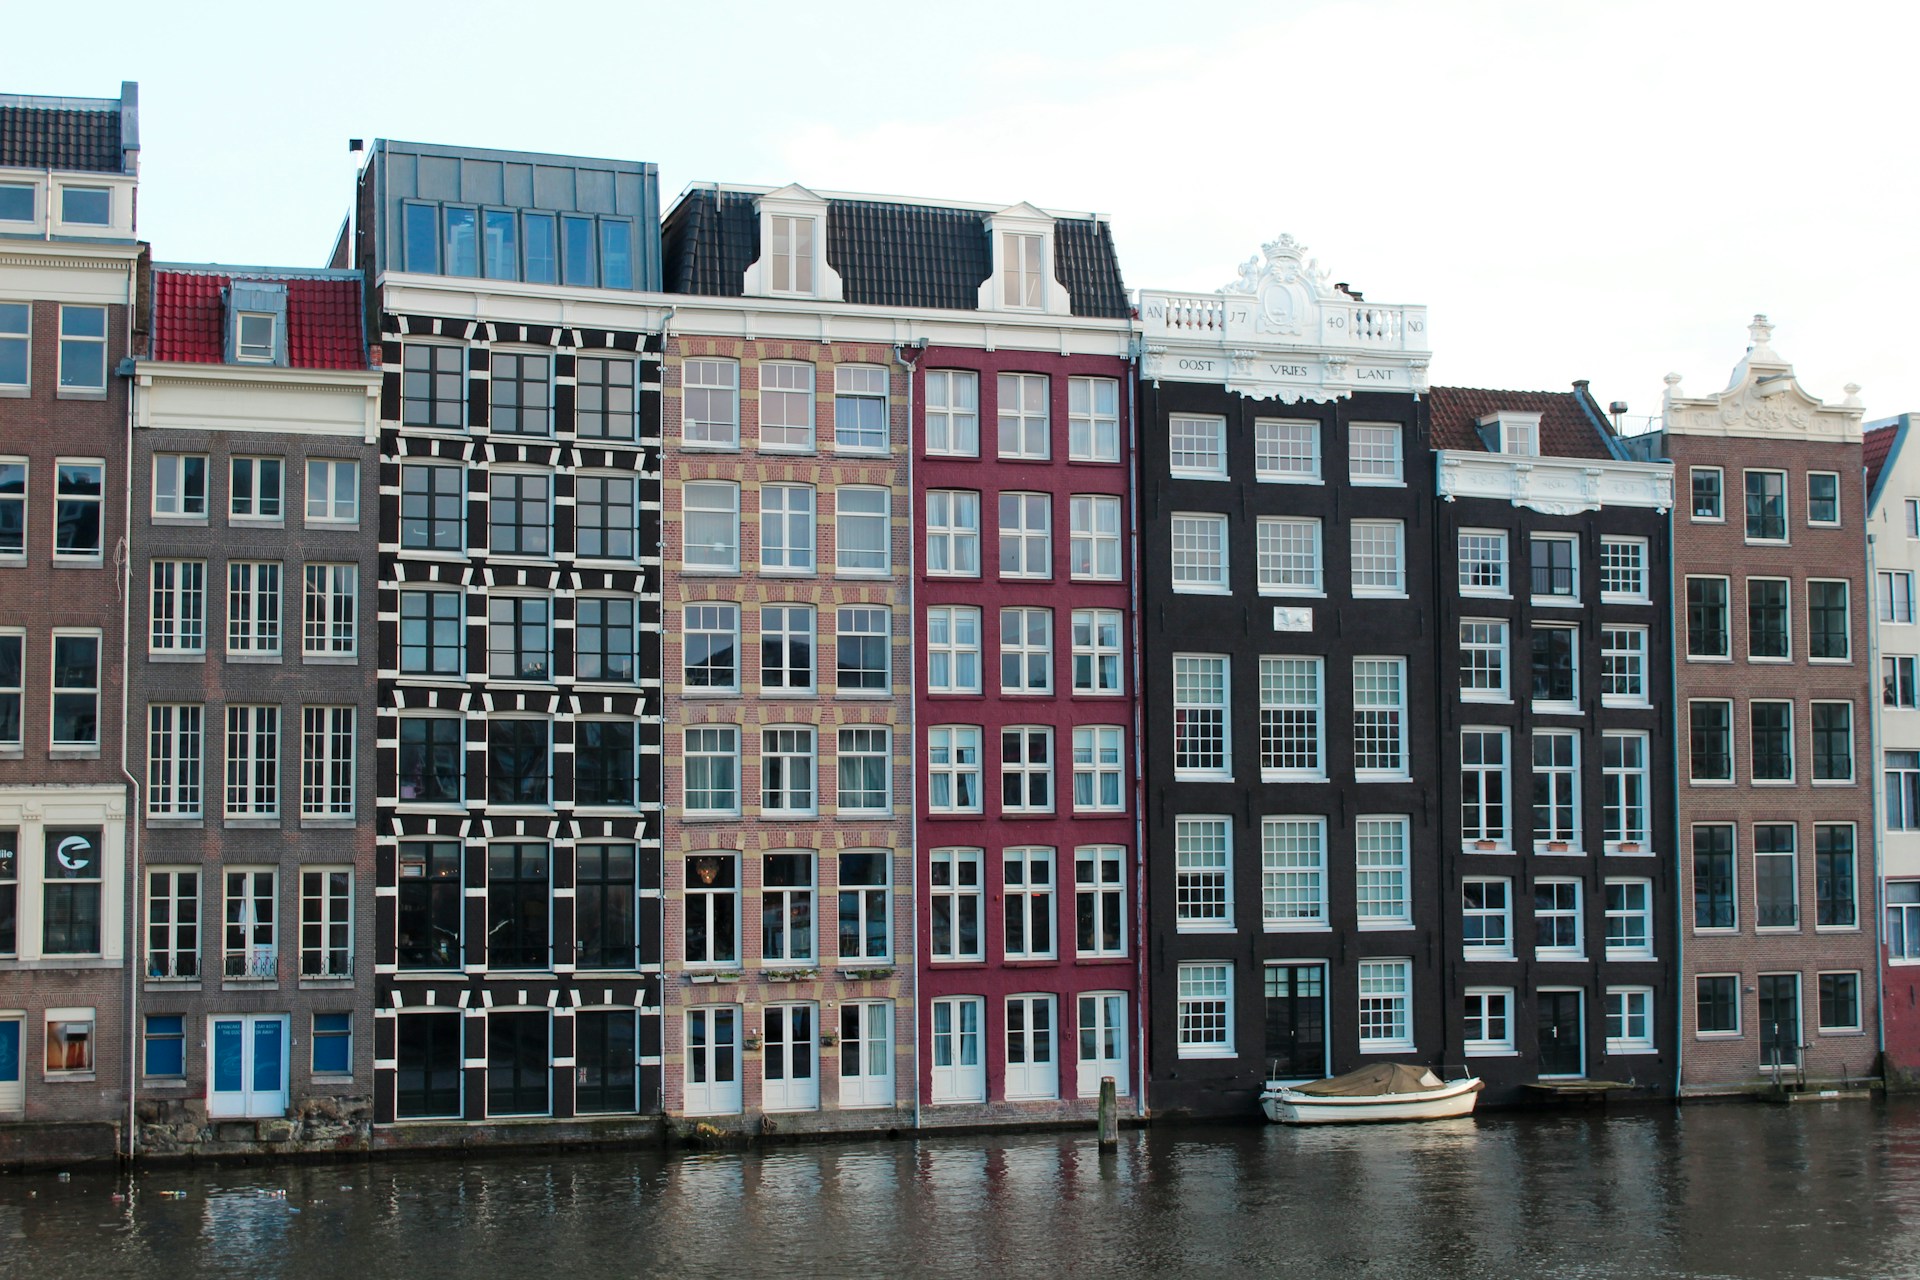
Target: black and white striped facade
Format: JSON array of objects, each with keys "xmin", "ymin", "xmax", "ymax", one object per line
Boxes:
[{"xmin": 370, "ymin": 311, "xmax": 666, "ymax": 1128}]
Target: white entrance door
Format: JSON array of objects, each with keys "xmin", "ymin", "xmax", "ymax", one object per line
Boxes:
[
  {"xmin": 1076, "ymin": 992, "xmax": 1129, "ymax": 1098},
  {"xmin": 837, "ymin": 1000, "xmax": 893, "ymax": 1108},
  {"xmin": 1004, "ymin": 994, "xmax": 1057, "ymax": 1100},
  {"xmin": 207, "ymin": 1014, "xmax": 289, "ymax": 1118},
  {"xmin": 684, "ymin": 1006, "xmax": 741, "ymax": 1115},
  {"xmin": 0, "ymin": 1016, "xmax": 22, "ymax": 1111},
  {"xmin": 930, "ymin": 997, "xmax": 985, "ymax": 1103},
  {"xmin": 761, "ymin": 1003, "xmax": 818, "ymax": 1112}
]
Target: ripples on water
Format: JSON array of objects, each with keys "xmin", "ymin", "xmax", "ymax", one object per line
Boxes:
[{"xmin": 6, "ymin": 1101, "xmax": 1920, "ymax": 1279}]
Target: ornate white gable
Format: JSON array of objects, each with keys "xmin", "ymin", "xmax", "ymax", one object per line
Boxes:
[
  {"xmin": 1662, "ymin": 315, "xmax": 1862, "ymax": 442},
  {"xmin": 1137, "ymin": 235, "xmax": 1429, "ymax": 403}
]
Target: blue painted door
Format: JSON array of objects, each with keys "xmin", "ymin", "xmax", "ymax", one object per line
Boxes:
[{"xmin": 207, "ymin": 1015, "xmax": 288, "ymax": 1117}]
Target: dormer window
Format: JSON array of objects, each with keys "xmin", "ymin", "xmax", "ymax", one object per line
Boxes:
[
  {"xmin": 237, "ymin": 314, "xmax": 277, "ymax": 364},
  {"xmin": 224, "ymin": 281, "xmax": 288, "ymax": 367},
  {"xmin": 745, "ymin": 185, "xmax": 841, "ymax": 301},
  {"xmin": 1480, "ymin": 411, "xmax": 1541, "ymax": 457},
  {"xmin": 1003, "ymin": 232, "xmax": 1044, "ymax": 309},
  {"xmin": 770, "ymin": 216, "xmax": 816, "ymax": 295}
]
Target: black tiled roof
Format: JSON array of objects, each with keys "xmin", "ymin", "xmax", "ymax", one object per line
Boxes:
[
  {"xmin": 663, "ymin": 187, "xmax": 1129, "ymax": 319},
  {"xmin": 662, "ymin": 187, "xmax": 757, "ymax": 296},
  {"xmin": 0, "ymin": 105, "xmax": 124, "ymax": 172},
  {"xmin": 1054, "ymin": 217, "xmax": 1129, "ymax": 319},
  {"xmin": 830, "ymin": 199, "xmax": 989, "ymax": 310}
]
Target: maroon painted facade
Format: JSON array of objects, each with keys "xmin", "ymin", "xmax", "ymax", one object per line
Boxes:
[{"xmin": 912, "ymin": 345, "xmax": 1143, "ymax": 1119}]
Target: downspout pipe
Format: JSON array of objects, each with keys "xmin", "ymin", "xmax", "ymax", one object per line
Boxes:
[
  {"xmin": 1127, "ymin": 337, "xmax": 1149, "ymax": 1115},
  {"xmin": 1664, "ymin": 476, "xmax": 1684, "ymax": 1100},
  {"xmin": 654, "ymin": 303, "xmax": 674, "ymax": 1115},
  {"xmin": 892, "ymin": 338, "xmax": 924, "ymax": 1131},
  {"xmin": 1867, "ymin": 514, "xmax": 1889, "ymax": 1069},
  {"xmin": 118, "ymin": 347, "xmax": 142, "ymax": 1162}
]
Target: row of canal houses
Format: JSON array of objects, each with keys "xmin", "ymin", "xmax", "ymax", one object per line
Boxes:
[{"xmin": 0, "ymin": 83, "xmax": 1904, "ymax": 1162}]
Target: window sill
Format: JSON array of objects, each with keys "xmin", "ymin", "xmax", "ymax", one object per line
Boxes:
[
  {"xmin": 1359, "ymin": 1042, "xmax": 1416, "ymax": 1055},
  {"xmin": 1530, "ymin": 597, "xmax": 1582, "ymax": 609},
  {"xmin": 50, "ymin": 747, "xmax": 101, "ymax": 760},
  {"xmin": 1600, "ymin": 698, "xmax": 1652, "ymax": 711},
  {"xmin": 1175, "ymin": 1048, "xmax": 1238, "ymax": 1060},
  {"xmin": 301, "ymin": 818, "xmax": 358, "ymax": 830},
  {"xmin": 56, "ymin": 388, "xmax": 108, "ymax": 401},
  {"xmin": 679, "ymin": 568, "xmax": 742, "ymax": 578},
  {"xmin": 1807, "ymin": 657, "xmax": 1855, "ymax": 665},
  {"xmin": 1176, "ymin": 924, "xmax": 1236, "ymax": 935},
  {"xmin": 1810, "ymin": 779, "xmax": 1857, "ymax": 788},
  {"xmin": 1694, "ymin": 1031, "xmax": 1744, "ymax": 1040},
  {"xmin": 924, "ymin": 690, "xmax": 984, "ymax": 700},
  {"xmin": 1354, "ymin": 774, "xmax": 1411, "ymax": 784},
  {"xmin": 1750, "ymin": 780, "xmax": 1797, "ymax": 788},
  {"xmin": 1257, "ymin": 590, "xmax": 1327, "ymax": 600},
  {"xmin": 680, "ymin": 812, "xmax": 744, "ymax": 822},
  {"xmin": 1534, "ymin": 953, "xmax": 1588, "ymax": 962},
  {"xmin": 1817, "ymin": 1028, "xmax": 1868, "ymax": 1038},
  {"xmin": 44, "ymin": 1073, "xmax": 98, "ymax": 1083},
  {"xmin": 1352, "ymin": 591, "xmax": 1410, "ymax": 602},
  {"xmin": 1685, "ymin": 655, "xmax": 1734, "ymax": 663},
  {"xmin": 1260, "ymin": 772, "xmax": 1328, "ymax": 785},
  {"xmin": 52, "ymin": 557, "xmax": 105, "ymax": 569},
  {"xmin": 151, "ymin": 515, "xmax": 210, "ymax": 528},
  {"xmin": 1254, "ymin": 475, "xmax": 1324, "ymax": 486},
  {"xmin": 1461, "ymin": 694, "xmax": 1513, "ymax": 705},
  {"xmin": 1599, "ymin": 595, "xmax": 1651, "ymax": 607},
  {"xmin": 831, "ymin": 811, "xmax": 895, "ymax": 821},
  {"xmin": 147, "ymin": 652, "xmax": 207, "ymax": 663},
  {"xmin": 303, "ymin": 654, "xmax": 360, "ymax": 666},
  {"xmin": 1605, "ymin": 1045, "xmax": 1658, "ymax": 1056},
  {"xmin": 227, "ymin": 653, "xmax": 283, "ymax": 664},
  {"xmin": 1, "ymin": 957, "xmax": 116, "ymax": 970},
  {"xmin": 832, "ymin": 572, "xmax": 894, "ymax": 582},
  {"xmin": 1687, "ymin": 779, "xmax": 1735, "ymax": 787},
  {"xmin": 924, "ymin": 811, "xmax": 986, "ymax": 820},
  {"xmin": 1170, "ymin": 587, "xmax": 1231, "ymax": 597},
  {"xmin": 1264, "ymin": 923, "xmax": 1332, "ymax": 934},
  {"xmin": 1464, "ymin": 953, "xmax": 1517, "ymax": 963},
  {"xmin": 1465, "ymin": 1048, "xmax": 1520, "ymax": 1058},
  {"xmin": 1358, "ymin": 922, "xmax": 1414, "ymax": 932},
  {"xmin": 1463, "ymin": 845, "xmax": 1513, "ymax": 854},
  {"xmin": 146, "ymin": 818, "xmax": 205, "ymax": 830},
  {"xmin": 1531, "ymin": 703, "xmax": 1581, "ymax": 716},
  {"xmin": 758, "ymin": 568, "xmax": 818, "ymax": 579},
  {"xmin": 1813, "ymin": 925, "xmax": 1862, "ymax": 934},
  {"xmin": 1173, "ymin": 774, "xmax": 1234, "ymax": 785},
  {"xmin": 1605, "ymin": 952, "xmax": 1658, "ymax": 964},
  {"xmin": 304, "ymin": 521, "xmax": 362, "ymax": 532},
  {"xmin": 225, "ymin": 818, "xmax": 283, "ymax": 829},
  {"xmin": 681, "ymin": 689, "xmax": 742, "ymax": 699},
  {"xmin": 229, "ymin": 518, "xmax": 285, "ymax": 530},
  {"xmin": 834, "ymin": 691, "xmax": 894, "ymax": 700}
]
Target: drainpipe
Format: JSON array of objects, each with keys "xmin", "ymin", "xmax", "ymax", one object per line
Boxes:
[
  {"xmin": 654, "ymin": 303, "xmax": 674, "ymax": 1116},
  {"xmin": 1127, "ymin": 339, "xmax": 1149, "ymax": 1115},
  {"xmin": 892, "ymin": 338, "xmax": 924, "ymax": 1131},
  {"xmin": 1664, "ymin": 480, "xmax": 1684, "ymax": 1101},
  {"xmin": 1867, "ymin": 503, "xmax": 1889, "ymax": 1070},
  {"xmin": 119, "ymin": 350, "xmax": 142, "ymax": 1162}
]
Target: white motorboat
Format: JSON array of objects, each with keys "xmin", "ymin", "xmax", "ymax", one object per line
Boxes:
[{"xmin": 1260, "ymin": 1063, "xmax": 1484, "ymax": 1124}]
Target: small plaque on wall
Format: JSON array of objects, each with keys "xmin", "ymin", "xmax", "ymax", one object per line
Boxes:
[{"xmin": 1273, "ymin": 607, "xmax": 1313, "ymax": 632}]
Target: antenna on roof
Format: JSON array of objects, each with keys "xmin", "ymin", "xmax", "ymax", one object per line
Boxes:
[{"xmin": 1609, "ymin": 401, "xmax": 1629, "ymax": 433}]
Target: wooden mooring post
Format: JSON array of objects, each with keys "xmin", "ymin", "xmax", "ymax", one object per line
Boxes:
[{"xmin": 1098, "ymin": 1076, "xmax": 1119, "ymax": 1147}]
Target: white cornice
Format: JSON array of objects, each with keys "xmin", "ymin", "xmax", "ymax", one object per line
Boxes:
[
  {"xmin": 378, "ymin": 277, "xmax": 1133, "ymax": 356},
  {"xmin": 134, "ymin": 360, "xmax": 382, "ymax": 443},
  {"xmin": 1436, "ymin": 450, "xmax": 1674, "ymax": 514},
  {"xmin": 134, "ymin": 360, "xmax": 379, "ymax": 390},
  {"xmin": 1661, "ymin": 316, "xmax": 1862, "ymax": 443}
]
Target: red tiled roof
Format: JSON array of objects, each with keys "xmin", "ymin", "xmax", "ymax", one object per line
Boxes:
[
  {"xmin": 1427, "ymin": 385, "xmax": 1614, "ymax": 459},
  {"xmin": 1865, "ymin": 422, "xmax": 1900, "ymax": 501},
  {"xmin": 150, "ymin": 269, "xmax": 366, "ymax": 370}
]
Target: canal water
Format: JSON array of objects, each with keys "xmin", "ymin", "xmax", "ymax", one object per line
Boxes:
[{"xmin": 5, "ymin": 1100, "xmax": 1920, "ymax": 1279}]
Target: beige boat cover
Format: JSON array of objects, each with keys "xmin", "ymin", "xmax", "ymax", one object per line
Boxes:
[{"xmin": 1292, "ymin": 1063, "xmax": 1445, "ymax": 1097}]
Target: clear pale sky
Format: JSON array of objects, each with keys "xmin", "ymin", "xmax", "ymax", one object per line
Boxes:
[{"xmin": 11, "ymin": 0, "xmax": 1916, "ymax": 427}]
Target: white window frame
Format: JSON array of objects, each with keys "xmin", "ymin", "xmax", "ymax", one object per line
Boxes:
[
  {"xmin": 1530, "ymin": 534, "xmax": 1579, "ymax": 604},
  {"xmin": 227, "ymin": 561, "xmax": 282, "ymax": 657},
  {"xmin": 147, "ymin": 704, "xmax": 204, "ymax": 819},
  {"xmin": 1355, "ymin": 815, "xmax": 1412, "ymax": 929},
  {"xmin": 301, "ymin": 563, "xmax": 358, "ymax": 659},
  {"xmin": 1254, "ymin": 419, "xmax": 1320, "ymax": 483},
  {"xmin": 1173, "ymin": 654, "xmax": 1231, "ymax": 780},
  {"xmin": 1171, "ymin": 513, "xmax": 1229, "ymax": 594},
  {"xmin": 1175, "ymin": 816, "xmax": 1233, "ymax": 932},
  {"xmin": 1464, "ymin": 987, "xmax": 1515, "ymax": 1055},
  {"xmin": 834, "ymin": 486, "xmax": 892, "ymax": 577},
  {"xmin": 757, "ymin": 360, "xmax": 816, "ymax": 452},
  {"xmin": 834, "ymin": 727, "xmax": 891, "ymax": 817},
  {"xmin": 1462, "ymin": 877, "xmax": 1513, "ymax": 959},
  {"xmin": 683, "ymin": 602, "xmax": 739, "ymax": 693},
  {"xmin": 149, "ymin": 559, "xmax": 207, "ymax": 656},
  {"xmin": 1352, "ymin": 657, "xmax": 1408, "ymax": 780},
  {"xmin": 1072, "ymin": 608, "xmax": 1124, "ymax": 696},
  {"xmin": 304, "ymin": 459, "xmax": 358, "ymax": 526},
  {"xmin": 224, "ymin": 705, "xmax": 280, "ymax": 819},
  {"xmin": 1258, "ymin": 655, "xmax": 1324, "ymax": 781},
  {"xmin": 151, "ymin": 454, "xmax": 208, "ymax": 520},
  {"xmin": 1533, "ymin": 730, "xmax": 1582, "ymax": 851},
  {"xmin": 1606, "ymin": 986, "xmax": 1657, "ymax": 1054},
  {"xmin": 1601, "ymin": 626, "xmax": 1649, "ymax": 707},
  {"xmin": 1067, "ymin": 377, "xmax": 1119, "ymax": 462},
  {"xmin": 1175, "ymin": 961, "xmax": 1235, "ymax": 1058},
  {"xmin": 229, "ymin": 455, "xmax": 284, "ymax": 524},
  {"xmin": 1169, "ymin": 415, "xmax": 1227, "ymax": 479},
  {"xmin": 833, "ymin": 364, "xmax": 889, "ymax": 455},
  {"xmin": 681, "ymin": 481, "xmax": 741, "ymax": 574},
  {"xmin": 1074, "ymin": 848, "xmax": 1127, "ymax": 959},
  {"xmin": 1260, "ymin": 816, "xmax": 1327, "ymax": 930},
  {"xmin": 1599, "ymin": 537, "xmax": 1650, "ymax": 603},
  {"xmin": 998, "ymin": 492, "xmax": 1052, "ymax": 580},
  {"xmin": 927, "ymin": 726, "xmax": 983, "ymax": 815},
  {"xmin": 760, "ymin": 726, "xmax": 817, "ymax": 819},
  {"xmin": 925, "ymin": 369, "xmax": 979, "ymax": 457},
  {"xmin": 1348, "ymin": 423, "xmax": 1403, "ymax": 485},
  {"xmin": 1883, "ymin": 570, "xmax": 1916, "ymax": 625},
  {"xmin": 1256, "ymin": 517, "xmax": 1323, "ymax": 596},
  {"xmin": 1349, "ymin": 520, "xmax": 1406, "ymax": 596},
  {"xmin": 300, "ymin": 706, "xmax": 356, "ymax": 820},
  {"xmin": 925, "ymin": 606, "xmax": 981, "ymax": 695},
  {"xmin": 1604, "ymin": 878, "xmax": 1655, "ymax": 961},
  {"xmin": 999, "ymin": 607, "xmax": 1053, "ymax": 696},
  {"xmin": 758, "ymin": 602, "xmax": 813, "ymax": 694},
  {"xmin": 1457, "ymin": 529, "xmax": 1509, "ymax": 597},
  {"xmin": 1461, "ymin": 728, "xmax": 1510, "ymax": 850},
  {"xmin": 1000, "ymin": 726, "xmax": 1054, "ymax": 815},
  {"xmin": 1691, "ymin": 466, "xmax": 1725, "ymax": 521},
  {"xmin": 928, "ymin": 849, "xmax": 983, "ymax": 963},
  {"xmin": 997, "ymin": 372, "xmax": 1050, "ymax": 460},
  {"xmin": 1534, "ymin": 878, "xmax": 1584, "ymax": 959},
  {"xmin": 1071, "ymin": 726, "xmax": 1125, "ymax": 814},
  {"xmin": 1002, "ymin": 847, "xmax": 1056, "ymax": 961},
  {"xmin": 1069, "ymin": 494, "xmax": 1122, "ymax": 581},
  {"xmin": 925, "ymin": 490, "xmax": 981, "ymax": 578},
  {"xmin": 1603, "ymin": 731, "xmax": 1651, "ymax": 852},
  {"xmin": 759, "ymin": 482, "xmax": 816, "ymax": 575},
  {"xmin": 683, "ymin": 726, "xmax": 741, "ymax": 816},
  {"xmin": 1459, "ymin": 619, "xmax": 1508, "ymax": 702},
  {"xmin": 681, "ymin": 358, "xmax": 740, "ymax": 449},
  {"xmin": 1357, "ymin": 958, "xmax": 1414, "ymax": 1052}
]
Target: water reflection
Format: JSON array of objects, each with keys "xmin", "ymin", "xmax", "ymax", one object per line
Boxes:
[{"xmin": 6, "ymin": 1103, "xmax": 1920, "ymax": 1278}]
